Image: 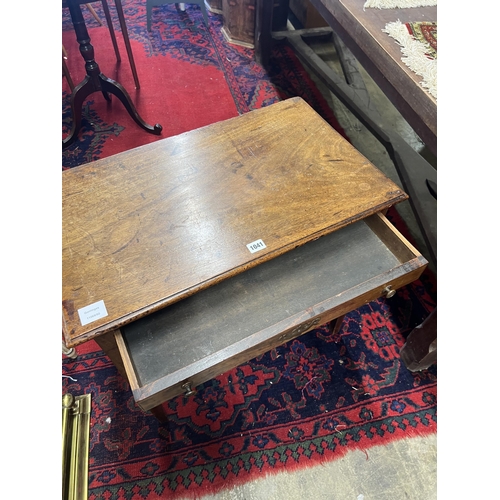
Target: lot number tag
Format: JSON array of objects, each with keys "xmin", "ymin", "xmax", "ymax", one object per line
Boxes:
[{"xmin": 246, "ymin": 239, "xmax": 267, "ymax": 254}]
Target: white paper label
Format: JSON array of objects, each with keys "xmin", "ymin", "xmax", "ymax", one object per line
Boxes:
[
  {"xmin": 246, "ymin": 239, "xmax": 267, "ymax": 254},
  {"xmin": 78, "ymin": 300, "xmax": 108, "ymax": 326}
]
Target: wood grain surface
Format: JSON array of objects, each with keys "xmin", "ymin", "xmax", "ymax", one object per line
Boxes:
[{"xmin": 62, "ymin": 97, "xmax": 407, "ymax": 346}]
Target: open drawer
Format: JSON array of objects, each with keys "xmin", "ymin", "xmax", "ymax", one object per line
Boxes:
[{"xmin": 115, "ymin": 213, "xmax": 427, "ymax": 413}]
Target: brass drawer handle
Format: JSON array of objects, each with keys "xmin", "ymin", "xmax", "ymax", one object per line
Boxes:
[
  {"xmin": 182, "ymin": 382, "xmax": 196, "ymax": 396},
  {"xmin": 383, "ymin": 286, "xmax": 396, "ymax": 298}
]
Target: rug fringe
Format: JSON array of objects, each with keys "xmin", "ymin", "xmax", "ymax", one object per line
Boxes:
[
  {"xmin": 172, "ymin": 431, "xmax": 437, "ymax": 500},
  {"xmin": 158, "ymin": 424, "xmax": 436, "ymax": 500},
  {"xmin": 383, "ymin": 20, "xmax": 437, "ymax": 100},
  {"xmin": 364, "ymin": 0, "xmax": 437, "ymax": 8}
]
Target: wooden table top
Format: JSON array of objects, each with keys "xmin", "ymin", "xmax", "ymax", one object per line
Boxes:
[
  {"xmin": 311, "ymin": 0, "xmax": 437, "ymax": 152},
  {"xmin": 62, "ymin": 97, "xmax": 407, "ymax": 346}
]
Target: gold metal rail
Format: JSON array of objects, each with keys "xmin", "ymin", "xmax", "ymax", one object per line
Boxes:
[{"xmin": 62, "ymin": 393, "xmax": 92, "ymax": 500}]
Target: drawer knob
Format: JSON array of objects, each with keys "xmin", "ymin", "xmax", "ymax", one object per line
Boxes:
[
  {"xmin": 383, "ymin": 286, "xmax": 396, "ymax": 298},
  {"xmin": 182, "ymin": 382, "xmax": 196, "ymax": 396}
]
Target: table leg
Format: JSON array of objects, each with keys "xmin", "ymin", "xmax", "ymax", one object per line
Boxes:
[
  {"xmin": 94, "ymin": 330, "xmax": 129, "ymax": 380},
  {"xmin": 101, "ymin": 0, "xmax": 122, "ymax": 64},
  {"xmin": 330, "ymin": 314, "xmax": 345, "ymax": 336},
  {"xmin": 255, "ymin": 0, "xmax": 274, "ymax": 69},
  {"xmin": 62, "ymin": 340, "xmax": 78, "ymax": 359},
  {"xmin": 85, "ymin": 3, "xmax": 103, "ymax": 25},
  {"xmin": 400, "ymin": 308, "xmax": 437, "ymax": 371},
  {"xmin": 150, "ymin": 404, "xmax": 169, "ymax": 422},
  {"xmin": 113, "ymin": 0, "xmax": 141, "ymax": 89},
  {"xmin": 63, "ymin": 55, "xmax": 75, "ymax": 91},
  {"xmin": 63, "ymin": 0, "xmax": 162, "ymax": 149}
]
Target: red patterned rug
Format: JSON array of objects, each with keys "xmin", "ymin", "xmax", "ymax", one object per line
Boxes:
[
  {"xmin": 63, "ymin": 274, "xmax": 436, "ymax": 499},
  {"xmin": 62, "ymin": 3, "xmax": 436, "ymax": 499},
  {"xmin": 62, "ymin": 1, "xmax": 348, "ymax": 168}
]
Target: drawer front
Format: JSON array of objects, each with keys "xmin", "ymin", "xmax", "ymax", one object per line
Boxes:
[
  {"xmin": 115, "ymin": 214, "xmax": 427, "ymax": 412},
  {"xmin": 123, "ymin": 261, "xmax": 423, "ymax": 411}
]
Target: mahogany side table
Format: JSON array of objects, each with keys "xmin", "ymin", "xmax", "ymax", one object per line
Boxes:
[{"xmin": 62, "ymin": 98, "xmax": 428, "ymax": 421}]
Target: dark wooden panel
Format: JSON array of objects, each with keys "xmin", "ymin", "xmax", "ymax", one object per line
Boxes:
[
  {"xmin": 290, "ymin": 0, "xmax": 328, "ymax": 28},
  {"xmin": 272, "ymin": 0, "xmax": 290, "ymax": 30},
  {"xmin": 206, "ymin": 0, "xmax": 222, "ymax": 12},
  {"xmin": 62, "ymin": 98, "xmax": 407, "ymax": 346},
  {"xmin": 222, "ymin": 0, "xmax": 289, "ymax": 46},
  {"xmin": 400, "ymin": 308, "xmax": 437, "ymax": 371},
  {"xmin": 222, "ymin": 0, "xmax": 257, "ymax": 46}
]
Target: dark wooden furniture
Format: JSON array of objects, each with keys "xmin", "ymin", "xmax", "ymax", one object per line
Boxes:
[
  {"xmin": 63, "ymin": 0, "xmax": 162, "ymax": 148},
  {"xmin": 312, "ymin": 0, "xmax": 436, "ymax": 155},
  {"xmin": 289, "ymin": 0, "xmax": 327, "ymax": 28},
  {"xmin": 255, "ymin": 0, "xmax": 437, "ymax": 261},
  {"xmin": 62, "ymin": 98, "xmax": 427, "ymax": 420},
  {"xmin": 254, "ymin": 0, "xmax": 437, "ymax": 371},
  {"xmin": 63, "ymin": 0, "xmax": 141, "ymax": 88},
  {"xmin": 400, "ymin": 307, "xmax": 436, "ymax": 371},
  {"xmin": 221, "ymin": 0, "xmax": 289, "ymax": 47},
  {"xmin": 221, "ymin": 0, "xmax": 256, "ymax": 46},
  {"xmin": 256, "ymin": 0, "xmax": 436, "ymax": 155},
  {"xmin": 206, "ymin": 0, "xmax": 222, "ymax": 12},
  {"xmin": 146, "ymin": 1, "xmax": 209, "ymax": 31}
]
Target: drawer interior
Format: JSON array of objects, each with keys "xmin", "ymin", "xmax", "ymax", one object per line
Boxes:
[{"xmin": 117, "ymin": 213, "xmax": 426, "ymax": 408}]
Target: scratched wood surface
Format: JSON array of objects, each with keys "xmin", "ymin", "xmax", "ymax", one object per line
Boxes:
[{"xmin": 62, "ymin": 97, "xmax": 407, "ymax": 346}]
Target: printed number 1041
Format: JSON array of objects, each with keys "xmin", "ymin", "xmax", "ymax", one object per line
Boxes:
[{"xmin": 246, "ymin": 239, "xmax": 267, "ymax": 254}]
